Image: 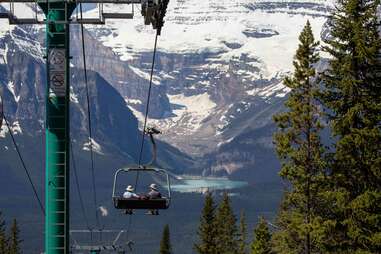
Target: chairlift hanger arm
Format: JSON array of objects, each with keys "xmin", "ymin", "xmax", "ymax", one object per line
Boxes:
[
  {"xmin": 112, "ymin": 230, "xmax": 125, "ymax": 245},
  {"xmin": 144, "ymin": 127, "xmax": 161, "ymax": 166}
]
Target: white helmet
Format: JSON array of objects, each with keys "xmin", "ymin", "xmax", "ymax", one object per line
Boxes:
[
  {"xmin": 126, "ymin": 185, "xmax": 134, "ymax": 192},
  {"xmin": 149, "ymin": 183, "xmax": 158, "ymax": 191}
]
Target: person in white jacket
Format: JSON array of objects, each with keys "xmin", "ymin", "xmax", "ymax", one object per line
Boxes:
[
  {"xmin": 123, "ymin": 185, "xmax": 139, "ymax": 214},
  {"xmin": 123, "ymin": 185, "xmax": 139, "ymax": 199}
]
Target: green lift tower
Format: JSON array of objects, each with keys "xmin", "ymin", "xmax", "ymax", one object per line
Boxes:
[{"xmin": 0, "ymin": 0, "xmax": 168, "ymax": 253}]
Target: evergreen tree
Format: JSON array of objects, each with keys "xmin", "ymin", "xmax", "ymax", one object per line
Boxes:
[
  {"xmin": 238, "ymin": 211, "xmax": 248, "ymax": 254},
  {"xmin": 194, "ymin": 192, "xmax": 217, "ymax": 254},
  {"xmin": 215, "ymin": 192, "xmax": 239, "ymax": 254},
  {"xmin": 159, "ymin": 224, "xmax": 172, "ymax": 254},
  {"xmin": 8, "ymin": 219, "xmax": 21, "ymax": 254},
  {"xmin": 251, "ymin": 217, "xmax": 272, "ymax": 254},
  {"xmin": 320, "ymin": 0, "xmax": 381, "ymax": 252},
  {"xmin": 272, "ymin": 21, "xmax": 327, "ymax": 254},
  {"xmin": 0, "ymin": 212, "xmax": 8, "ymax": 254}
]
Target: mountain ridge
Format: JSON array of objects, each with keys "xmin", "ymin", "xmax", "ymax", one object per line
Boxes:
[{"xmin": 0, "ymin": 0, "xmax": 334, "ymax": 179}]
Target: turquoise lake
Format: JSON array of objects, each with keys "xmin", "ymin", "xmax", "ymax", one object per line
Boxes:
[{"xmin": 170, "ymin": 178, "xmax": 249, "ymax": 193}]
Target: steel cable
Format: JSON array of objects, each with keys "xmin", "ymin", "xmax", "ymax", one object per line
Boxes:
[
  {"xmin": 3, "ymin": 114, "xmax": 45, "ymax": 216},
  {"xmin": 135, "ymin": 31, "xmax": 159, "ymax": 190},
  {"xmin": 79, "ymin": 3, "xmax": 100, "ymax": 228}
]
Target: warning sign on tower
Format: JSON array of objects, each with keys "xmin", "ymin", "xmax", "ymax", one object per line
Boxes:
[{"xmin": 49, "ymin": 49, "xmax": 66, "ymax": 97}]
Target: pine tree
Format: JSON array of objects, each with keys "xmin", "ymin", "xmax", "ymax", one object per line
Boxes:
[
  {"xmin": 215, "ymin": 192, "xmax": 239, "ymax": 254},
  {"xmin": 194, "ymin": 192, "xmax": 217, "ymax": 254},
  {"xmin": 250, "ymin": 217, "xmax": 271, "ymax": 254},
  {"xmin": 0, "ymin": 212, "xmax": 8, "ymax": 254},
  {"xmin": 8, "ymin": 219, "xmax": 21, "ymax": 254},
  {"xmin": 238, "ymin": 211, "xmax": 247, "ymax": 254},
  {"xmin": 159, "ymin": 224, "xmax": 172, "ymax": 254},
  {"xmin": 320, "ymin": 0, "xmax": 381, "ymax": 252},
  {"xmin": 272, "ymin": 20, "xmax": 327, "ymax": 254}
]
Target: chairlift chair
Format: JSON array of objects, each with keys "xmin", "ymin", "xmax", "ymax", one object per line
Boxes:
[
  {"xmin": 111, "ymin": 126, "xmax": 171, "ymax": 211},
  {"xmin": 112, "ymin": 166, "xmax": 171, "ymax": 210}
]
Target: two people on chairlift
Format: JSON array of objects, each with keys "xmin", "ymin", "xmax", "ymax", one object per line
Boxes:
[{"xmin": 123, "ymin": 183, "xmax": 162, "ymax": 215}]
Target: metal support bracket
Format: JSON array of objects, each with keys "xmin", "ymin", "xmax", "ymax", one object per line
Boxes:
[{"xmin": 144, "ymin": 126, "xmax": 161, "ymax": 166}]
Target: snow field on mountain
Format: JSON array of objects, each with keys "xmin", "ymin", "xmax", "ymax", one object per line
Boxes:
[
  {"xmin": 166, "ymin": 92, "xmax": 217, "ymax": 130},
  {"xmin": 85, "ymin": 0, "xmax": 330, "ymax": 75},
  {"xmin": 250, "ymin": 81, "xmax": 292, "ymax": 98},
  {"xmin": 236, "ymin": 12, "xmax": 326, "ymax": 77},
  {"xmin": 0, "ymin": 1, "xmax": 331, "ymax": 83},
  {"xmin": 129, "ymin": 65, "xmax": 161, "ymax": 85},
  {"xmin": 128, "ymin": 92, "xmax": 217, "ymax": 135}
]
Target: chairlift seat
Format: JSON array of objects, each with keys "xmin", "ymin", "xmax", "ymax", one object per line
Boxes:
[
  {"xmin": 113, "ymin": 197, "xmax": 168, "ymax": 210},
  {"xmin": 112, "ymin": 131, "xmax": 171, "ymax": 212}
]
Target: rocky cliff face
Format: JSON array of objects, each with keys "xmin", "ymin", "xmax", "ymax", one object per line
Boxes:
[{"xmin": 70, "ymin": 26, "xmax": 172, "ymax": 119}]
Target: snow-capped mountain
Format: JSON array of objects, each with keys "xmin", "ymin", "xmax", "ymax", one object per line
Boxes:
[
  {"xmin": 0, "ymin": 0, "xmax": 335, "ymax": 178},
  {"xmin": 83, "ymin": 0, "xmax": 333, "ymax": 163}
]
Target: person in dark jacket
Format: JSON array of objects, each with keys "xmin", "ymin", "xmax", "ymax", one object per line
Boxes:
[
  {"xmin": 147, "ymin": 183, "xmax": 162, "ymax": 199},
  {"xmin": 146, "ymin": 183, "xmax": 161, "ymax": 215}
]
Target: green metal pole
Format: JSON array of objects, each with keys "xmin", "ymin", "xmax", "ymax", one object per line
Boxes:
[{"xmin": 37, "ymin": 1, "xmax": 76, "ymax": 253}]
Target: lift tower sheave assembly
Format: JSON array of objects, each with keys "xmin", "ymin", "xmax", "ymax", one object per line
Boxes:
[{"xmin": 0, "ymin": 0, "xmax": 169, "ymax": 253}]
